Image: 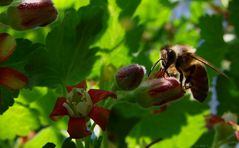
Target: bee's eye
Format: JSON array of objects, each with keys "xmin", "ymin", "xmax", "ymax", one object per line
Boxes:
[
  {"xmin": 161, "ymin": 49, "xmax": 176, "ymax": 70},
  {"xmin": 167, "ymin": 50, "xmax": 176, "ymax": 60}
]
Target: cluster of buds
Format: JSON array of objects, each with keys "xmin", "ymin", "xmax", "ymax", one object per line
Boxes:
[
  {"xmin": 0, "ymin": 0, "xmax": 57, "ymax": 30},
  {"xmin": 115, "ymin": 64, "xmax": 185, "ymax": 108},
  {"xmin": 50, "ymin": 64, "xmax": 185, "ymax": 139}
]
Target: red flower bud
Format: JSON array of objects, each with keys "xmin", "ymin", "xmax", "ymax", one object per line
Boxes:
[
  {"xmin": 6, "ymin": 0, "xmax": 57, "ymax": 30},
  {"xmin": 115, "ymin": 64, "xmax": 145, "ymax": 90},
  {"xmin": 205, "ymin": 114, "xmax": 224, "ymax": 129},
  {"xmin": 135, "ymin": 77, "xmax": 184, "ymax": 108},
  {"xmin": 0, "ymin": 0, "xmax": 12, "ymax": 6},
  {"xmin": 0, "ymin": 67, "xmax": 28, "ymax": 89},
  {"xmin": 0, "ymin": 33, "xmax": 16, "ymax": 63}
]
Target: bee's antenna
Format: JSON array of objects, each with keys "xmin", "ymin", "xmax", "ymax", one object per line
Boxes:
[{"xmin": 148, "ymin": 59, "xmax": 163, "ymax": 77}]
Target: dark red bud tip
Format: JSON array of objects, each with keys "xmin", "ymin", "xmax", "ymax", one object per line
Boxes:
[
  {"xmin": 0, "ymin": 33, "xmax": 16, "ymax": 63},
  {"xmin": 0, "ymin": 0, "xmax": 12, "ymax": 6},
  {"xmin": 7, "ymin": 0, "xmax": 58, "ymax": 30},
  {"xmin": 0, "ymin": 67, "xmax": 28, "ymax": 89},
  {"xmin": 115, "ymin": 64, "xmax": 145, "ymax": 90}
]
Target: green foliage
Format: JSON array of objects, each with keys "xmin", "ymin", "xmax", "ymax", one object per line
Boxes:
[
  {"xmin": 229, "ymin": 0, "xmax": 239, "ymax": 37},
  {"xmin": 0, "ymin": 103, "xmax": 40, "ymax": 140},
  {"xmin": 62, "ymin": 138, "xmax": 76, "ymax": 148},
  {"xmin": 26, "ymin": 3, "xmax": 109, "ymax": 87},
  {"xmin": 0, "ymin": 87, "xmax": 18, "ymax": 114},
  {"xmin": 24, "ymin": 127, "xmax": 63, "ymax": 148},
  {"xmin": 197, "ymin": 15, "xmax": 227, "ymax": 77},
  {"xmin": 0, "ymin": 0, "xmax": 239, "ymax": 147},
  {"xmin": 127, "ymin": 97, "xmax": 208, "ymax": 147}
]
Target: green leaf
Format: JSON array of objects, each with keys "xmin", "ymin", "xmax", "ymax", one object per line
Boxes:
[
  {"xmin": 135, "ymin": 0, "xmax": 171, "ymax": 27},
  {"xmin": 116, "ymin": 0, "xmax": 141, "ymax": 19},
  {"xmin": 152, "ymin": 111, "xmax": 208, "ymax": 147},
  {"xmin": 127, "ymin": 97, "xmax": 209, "ymax": 147},
  {"xmin": 62, "ymin": 138, "xmax": 76, "ymax": 148},
  {"xmin": 16, "ymin": 87, "xmax": 48, "ymax": 105},
  {"xmin": 228, "ymin": 0, "xmax": 239, "ymax": 37},
  {"xmin": 107, "ymin": 102, "xmax": 150, "ymax": 147},
  {"xmin": 0, "ymin": 103, "xmax": 40, "ymax": 140},
  {"xmin": 0, "ymin": 86, "xmax": 18, "ymax": 114},
  {"xmin": 2, "ymin": 39, "xmax": 42, "ymax": 71},
  {"xmin": 197, "ymin": 15, "xmax": 227, "ymax": 79},
  {"xmin": 226, "ymin": 41, "xmax": 239, "ymax": 88},
  {"xmin": 25, "ymin": 47, "xmax": 61, "ymax": 88},
  {"xmin": 43, "ymin": 142, "xmax": 56, "ymax": 148},
  {"xmin": 30, "ymin": 89, "xmax": 59, "ymax": 125},
  {"xmin": 192, "ymin": 131, "xmax": 214, "ymax": 148},
  {"xmin": 26, "ymin": 2, "xmax": 109, "ymax": 87},
  {"xmin": 198, "ymin": 15, "xmax": 224, "ymax": 43},
  {"xmin": 24, "ymin": 127, "xmax": 63, "ymax": 148},
  {"xmin": 46, "ymin": 4, "xmax": 108, "ymax": 84},
  {"xmin": 216, "ymin": 75, "xmax": 239, "ymax": 114},
  {"xmin": 99, "ymin": 64, "xmax": 117, "ymax": 90}
]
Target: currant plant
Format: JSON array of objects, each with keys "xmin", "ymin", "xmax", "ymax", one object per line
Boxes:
[{"xmin": 0, "ymin": 0, "xmax": 239, "ymax": 148}]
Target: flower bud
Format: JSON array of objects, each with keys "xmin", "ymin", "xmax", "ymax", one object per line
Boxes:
[
  {"xmin": 0, "ymin": 67, "xmax": 28, "ymax": 89},
  {"xmin": 0, "ymin": 33, "xmax": 16, "ymax": 63},
  {"xmin": 134, "ymin": 77, "xmax": 184, "ymax": 108},
  {"xmin": 6, "ymin": 0, "xmax": 57, "ymax": 30},
  {"xmin": 115, "ymin": 64, "xmax": 145, "ymax": 90},
  {"xmin": 205, "ymin": 114, "xmax": 224, "ymax": 129},
  {"xmin": 0, "ymin": 0, "xmax": 12, "ymax": 6}
]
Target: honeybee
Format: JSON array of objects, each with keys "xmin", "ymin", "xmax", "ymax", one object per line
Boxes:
[{"xmin": 152, "ymin": 45, "xmax": 228, "ymax": 102}]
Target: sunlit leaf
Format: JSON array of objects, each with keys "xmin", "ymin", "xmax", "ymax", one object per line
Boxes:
[
  {"xmin": 24, "ymin": 127, "xmax": 63, "ymax": 148},
  {"xmin": 0, "ymin": 103, "xmax": 40, "ymax": 140},
  {"xmin": 25, "ymin": 2, "xmax": 109, "ymax": 87}
]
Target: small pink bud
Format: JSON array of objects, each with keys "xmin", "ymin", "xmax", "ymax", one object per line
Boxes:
[
  {"xmin": 135, "ymin": 77, "xmax": 184, "ymax": 108},
  {"xmin": 0, "ymin": 33, "xmax": 16, "ymax": 63},
  {"xmin": 6, "ymin": 0, "xmax": 57, "ymax": 30},
  {"xmin": 0, "ymin": 0, "xmax": 12, "ymax": 6},
  {"xmin": 115, "ymin": 64, "xmax": 145, "ymax": 90}
]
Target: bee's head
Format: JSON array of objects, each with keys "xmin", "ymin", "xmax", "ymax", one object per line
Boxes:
[{"xmin": 160, "ymin": 46, "xmax": 176, "ymax": 70}]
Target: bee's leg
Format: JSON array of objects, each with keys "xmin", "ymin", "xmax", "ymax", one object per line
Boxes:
[
  {"xmin": 184, "ymin": 77, "xmax": 192, "ymax": 89},
  {"xmin": 184, "ymin": 65, "xmax": 196, "ymax": 89},
  {"xmin": 175, "ymin": 60, "xmax": 184, "ymax": 85},
  {"xmin": 175, "ymin": 67, "xmax": 184, "ymax": 85}
]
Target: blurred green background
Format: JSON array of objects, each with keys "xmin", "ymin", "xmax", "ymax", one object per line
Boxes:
[{"xmin": 0, "ymin": 0, "xmax": 239, "ymax": 147}]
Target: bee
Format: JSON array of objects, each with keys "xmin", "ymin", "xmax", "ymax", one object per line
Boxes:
[{"xmin": 150, "ymin": 45, "xmax": 228, "ymax": 102}]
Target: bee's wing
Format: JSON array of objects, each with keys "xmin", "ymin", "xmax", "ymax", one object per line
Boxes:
[{"xmin": 191, "ymin": 54, "xmax": 229, "ymax": 79}]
